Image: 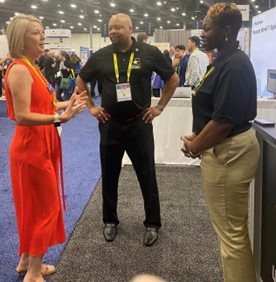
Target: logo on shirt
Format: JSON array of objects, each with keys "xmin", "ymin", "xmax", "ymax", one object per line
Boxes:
[{"xmin": 132, "ymin": 58, "xmax": 141, "ymax": 69}]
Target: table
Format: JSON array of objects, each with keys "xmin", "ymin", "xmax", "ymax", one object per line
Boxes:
[{"xmin": 123, "ymin": 97, "xmax": 276, "ymax": 166}]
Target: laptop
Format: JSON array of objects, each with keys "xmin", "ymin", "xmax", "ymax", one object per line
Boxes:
[{"xmin": 172, "ymin": 87, "xmax": 192, "ymax": 98}]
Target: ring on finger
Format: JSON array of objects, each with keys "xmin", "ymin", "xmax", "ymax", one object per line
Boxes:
[{"xmin": 98, "ymin": 114, "xmax": 101, "ymax": 117}]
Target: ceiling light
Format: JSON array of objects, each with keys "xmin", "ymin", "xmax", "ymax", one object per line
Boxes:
[
  {"xmin": 94, "ymin": 10, "xmax": 99, "ymax": 13},
  {"xmin": 78, "ymin": 23, "xmax": 82, "ymax": 26},
  {"xmin": 80, "ymin": 15, "xmax": 84, "ymax": 18},
  {"xmin": 144, "ymin": 13, "xmax": 148, "ymax": 17},
  {"xmin": 129, "ymin": 9, "xmax": 134, "ymax": 12},
  {"xmin": 58, "ymin": 11, "xmax": 64, "ymax": 14},
  {"xmin": 70, "ymin": 4, "xmax": 77, "ymax": 8},
  {"xmin": 157, "ymin": 1, "xmax": 162, "ymax": 5},
  {"xmin": 191, "ymin": 16, "xmax": 195, "ymax": 20},
  {"xmin": 93, "ymin": 25, "xmax": 97, "ymax": 28},
  {"xmin": 160, "ymin": 26, "xmax": 163, "ymax": 29},
  {"xmin": 31, "ymin": 5, "xmax": 37, "ymax": 9},
  {"xmin": 0, "ymin": 0, "xmax": 5, "ymax": 3},
  {"xmin": 53, "ymin": 23, "xmax": 57, "ymax": 26},
  {"xmin": 10, "ymin": 17, "xmax": 13, "ymax": 20},
  {"xmin": 39, "ymin": 16, "xmax": 44, "ymax": 19},
  {"xmin": 157, "ymin": 17, "xmax": 161, "ymax": 21},
  {"xmin": 258, "ymin": 10, "xmax": 261, "ymax": 13},
  {"xmin": 110, "ymin": 2, "xmax": 116, "ymax": 7},
  {"xmin": 46, "ymin": 26, "xmax": 49, "ymax": 29},
  {"xmin": 171, "ymin": 8, "xmax": 175, "ymax": 12},
  {"xmin": 61, "ymin": 20, "xmax": 65, "ymax": 23},
  {"xmin": 200, "ymin": 0, "xmax": 203, "ymax": 3},
  {"xmin": 136, "ymin": 27, "xmax": 139, "ymax": 29},
  {"xmin": 81, "ymin": 10, "xmax": 83, "ymax": 12},
  {"xmin": 98, "ymin": 19, "xmax": 102, "ymax": 22},
  {"xmin": 97, "ymin": 28, "xmax": 100, "ymax": 30},
  {"xmin": 70, "ymin": 26, "xmax": 74, "ymax": 29},
  {"xmin": 140, "ymin": 21, "xmax": 144, "ymax": 24},
  {"xmin": 182, "ymin": 13, "xmax": 186, "ymax": 16},
  {"xmin": 84, "ymin": 28, "xmax": 87, "ymax": 31},
  {"xmin": 255, "ymin": 5, "xmax": 259, "ymax": 8},
  {"xmin": 251, "ymin": 0, "xmax": 255, "ymax": 2},
  {"xmin": 6, "ymin": 21, "xmax": 10, "ymax": 24},
  {"xmin": 14, "ymin": 13, "xmax": 19, "ymax": 15},
  {"xmin": 167, "ymin": 20, "xmax": 170, "ymax": 23},
  {"xmin": 176, "ymin": 23, "xmax": 180, "ymax": 26}
]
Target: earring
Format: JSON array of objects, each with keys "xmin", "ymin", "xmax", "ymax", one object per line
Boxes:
[{"xmin": 225, "ymin": 36, "xmax": 228, "ymax": 42}]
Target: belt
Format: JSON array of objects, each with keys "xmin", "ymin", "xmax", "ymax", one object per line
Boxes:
[{"xmin": 104, "ymin": 111, "xmax": 144, "ymax": 122}]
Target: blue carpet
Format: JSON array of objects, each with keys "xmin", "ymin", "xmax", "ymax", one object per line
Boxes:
[{"xmin": 0, "ymin": 98, "xmax": 102, "ymax": 282}]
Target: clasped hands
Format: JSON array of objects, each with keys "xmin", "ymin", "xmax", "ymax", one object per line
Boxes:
[{"xmin": 181, "ymin": 134, "xmax": 201, "ymax": 159}]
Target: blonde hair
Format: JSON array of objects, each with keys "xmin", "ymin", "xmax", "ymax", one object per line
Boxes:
[
  {"xmin": 6, "ymin": 14, "xmax": 42, "ymax": 59},
  {"xmin": 207, "ymin": 2, "xmax": 242, "ymax": 36}
]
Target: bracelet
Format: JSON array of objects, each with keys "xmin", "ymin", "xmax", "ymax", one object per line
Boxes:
[{"xmin": 188, "ymin": 144, "xmax": 200, "ymax": 158}]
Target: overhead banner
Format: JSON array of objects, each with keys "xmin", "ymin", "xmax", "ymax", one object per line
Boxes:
[
  {"xmin": 101, "ymin": 23, "xmax": 108, "ymax": 37},
  {"xmin": 237, "ymin": 5, "xmax": 250, "ymax": 21},
  {"xmin": 146, "ymin": 21, "xmax": 154, "ymax": 36},
  {"xmin": 45, "ymin": 29, "xmax": 71, "ymax": 38}
]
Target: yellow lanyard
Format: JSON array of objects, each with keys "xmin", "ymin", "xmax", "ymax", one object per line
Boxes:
[
  {"xmin": 22, "ymin": 56, "xmax": 58, "ymax": 114},
  {"xmin": 113, "ymin": 52, "xmax": 134, "ymax": 84}
]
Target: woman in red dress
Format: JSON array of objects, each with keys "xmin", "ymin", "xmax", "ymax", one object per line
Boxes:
[{"xmin": 4, "ymin": 14, "xmax": 87, "ymax": 282}]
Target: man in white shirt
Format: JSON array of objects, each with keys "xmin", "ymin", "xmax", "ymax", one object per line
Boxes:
[{"xmin": 185, "ymin": 36, "xmax": 209, "ymax": 89}]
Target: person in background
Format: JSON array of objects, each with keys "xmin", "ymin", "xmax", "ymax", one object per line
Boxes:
[
  {"xmin": 181, "ymin": 3, "xmax": 260, "ymax": 282},
  {"xmin": 174, "ymin": 45, "xmax": 188, "ymax": 87},
  {"xmin": 184, "ymin": 36, "xmax": 209, "ymax": 89},
  {"xmin": 137, "ymin": 33, "xmax": 148, "ymax": 43},
  {"xmin": 5, "ymin": 14, "xmax": 87, "ymax": 282},
  {"xmin": 163, "ymin": 50, "xmax": 172, "ymax": 65},
  {"xmin": 43, "ymin": 51, "xmax": 56, "ymax": 87},
  {"xmin": 77, "ymin": 13, "xmax": 178, "ymax": 246},
  {"xmin": 54, "ymin": 50, "xmax": 74, "ymax": 101},
  {"xmin": 130, "ymin": 274, "xmax": 167, "ymax": 282},
  {"xmin": 169, "ymin": 46, "xmax": 175, "ymax": 61},
  {"xmin": 71, "ymin": 53, "xmax": 82, "ymax": 77},
  {"xmin": 38, "ymin": 48, "xmax": 49, "ymax": 70}
]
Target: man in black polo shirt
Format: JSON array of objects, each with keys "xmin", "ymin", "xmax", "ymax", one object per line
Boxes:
[
  {"xmin": 77, "ymin": 13, "xmax": 178, "ymax": 246},
  {"xmin": 43, "ymin": 51, "xmax": 56, "ymax": 87}
]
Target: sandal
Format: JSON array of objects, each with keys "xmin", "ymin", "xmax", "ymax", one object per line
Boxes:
[{"xmin": 16, "ymin": 264, "xmax": 55, "ymax": 277}]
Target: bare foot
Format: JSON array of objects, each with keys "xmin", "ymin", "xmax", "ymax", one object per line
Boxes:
[{"xmin": 16, "ymin": 264, "xmax": 55, "ymax": 277}]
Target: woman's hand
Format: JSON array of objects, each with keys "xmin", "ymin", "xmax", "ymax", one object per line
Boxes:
[
  {"xmin": 63, "ymin": 89, "xmax": 88, "ymax": 122},
  {"xmin": 180, "ymin": 133, "xmax": 200, "ymax": 159}
]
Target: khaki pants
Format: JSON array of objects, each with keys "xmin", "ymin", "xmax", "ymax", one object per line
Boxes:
[{"xmin": 201, "ymin": 129, "xmax": 260, "ymax": 282}]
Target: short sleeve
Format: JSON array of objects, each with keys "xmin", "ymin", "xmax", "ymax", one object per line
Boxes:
[
  {"xmin": 151, "ymin": 47, "xmax": 175, "ymax": 81},
  {"xmin": 212, "ymin": 68, "xmax": 254, "ymax": 125},
  {"xmin": 78, "ymin": 53, "xmax": 98, "ymax": 82}
]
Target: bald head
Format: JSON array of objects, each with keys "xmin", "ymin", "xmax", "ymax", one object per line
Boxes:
[
  {"xmin": 130, "ymin": 274, "xmax": 166, "ymax": 282},
  {"xmin": 109, "ymin": 13, "xmax": 132, "ymax": 28},
  {"xmin": 108, "ymin": 13, "xmax": 133, "ymax": 51}
]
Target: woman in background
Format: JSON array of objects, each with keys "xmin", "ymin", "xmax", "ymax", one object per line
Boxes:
[
  {"xmin": 181, "ymin": 3, "xmax": 259, "ymax": 282},
  {"xmin": 5, "ymin": 14, "xmax": 87, "ymax": 282}
]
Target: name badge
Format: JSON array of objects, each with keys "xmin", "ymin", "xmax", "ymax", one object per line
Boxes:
[
  {"xmin": 57, "ymin": 71, "xmax": 61, "ymax": 78},
  {"xmin": 47, "ymin": 83, "xmax": 55, "ymax": 94},
  {"xmin": 116, "ymin": 83, "xmax": 132, "ymax": 102}
]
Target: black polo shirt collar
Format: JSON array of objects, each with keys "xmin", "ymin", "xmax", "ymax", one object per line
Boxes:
[
  {"xmin": 110, "ymin": 36, "xmax": 137, "ymax": 53},
  {"xmin": 212, "ymin": 41, "xmax": 240, "ymax": 67}
]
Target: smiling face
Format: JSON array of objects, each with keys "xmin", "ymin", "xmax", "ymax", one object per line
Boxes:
[
  {"xmin": 23, "ymin": 21, "xmax": 45, "ymax": 57},
  {"xmin": 108, "ymin": 14, "xmax": 133, "ymax": 48},
  {"xmin": 200, "ymin": 15, "xmax": 225, "ymax": 51}
]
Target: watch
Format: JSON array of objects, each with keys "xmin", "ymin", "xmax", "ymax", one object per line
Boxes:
[
  {"xmin": 53, "ymin": 113, "xmax": 61, "ymax": 127},
  {"xmin": 156, "ymin": 104, "xmax": 164, "ymax": 112}
]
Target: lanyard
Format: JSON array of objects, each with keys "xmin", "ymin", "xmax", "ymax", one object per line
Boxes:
[
  {"xmin": 113, "ymin": 52, "xmax": 134, "ymax": 84},
  {"xmin": 22, "ymin": 56, "xmax": 58, "ymax": 114}
]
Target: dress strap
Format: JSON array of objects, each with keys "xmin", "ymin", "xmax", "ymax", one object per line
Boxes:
[{"xmin": 58, "ymin": 136, "xmax": 66, "ymax": 212}]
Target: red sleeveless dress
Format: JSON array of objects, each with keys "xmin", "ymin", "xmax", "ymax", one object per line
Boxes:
[{"xmin": 4, "ymin": 60, "xmax": 66, "ymax": 256}]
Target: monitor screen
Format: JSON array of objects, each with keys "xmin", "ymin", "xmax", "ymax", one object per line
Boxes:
[{"xmin": 267, "ymin": 70, "xmax": 276, "ymax": 94}]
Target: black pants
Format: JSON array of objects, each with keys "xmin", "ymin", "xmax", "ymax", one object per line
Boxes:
[
  {"xmin": 46, "ymin": 76, "xmax": 55, "ymax": 88},
  {"xmin": 90, "ymin": 77, "xmax": 102, "ymax": 97},
  {"xmin": 99, "ymin": 117, "xmax": 161, "ymax": 228}
]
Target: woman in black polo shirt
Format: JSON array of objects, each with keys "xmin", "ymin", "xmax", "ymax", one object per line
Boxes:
[{"xmin": 181, "ymin": 3, "xmax": 259, "ymax": 282}]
